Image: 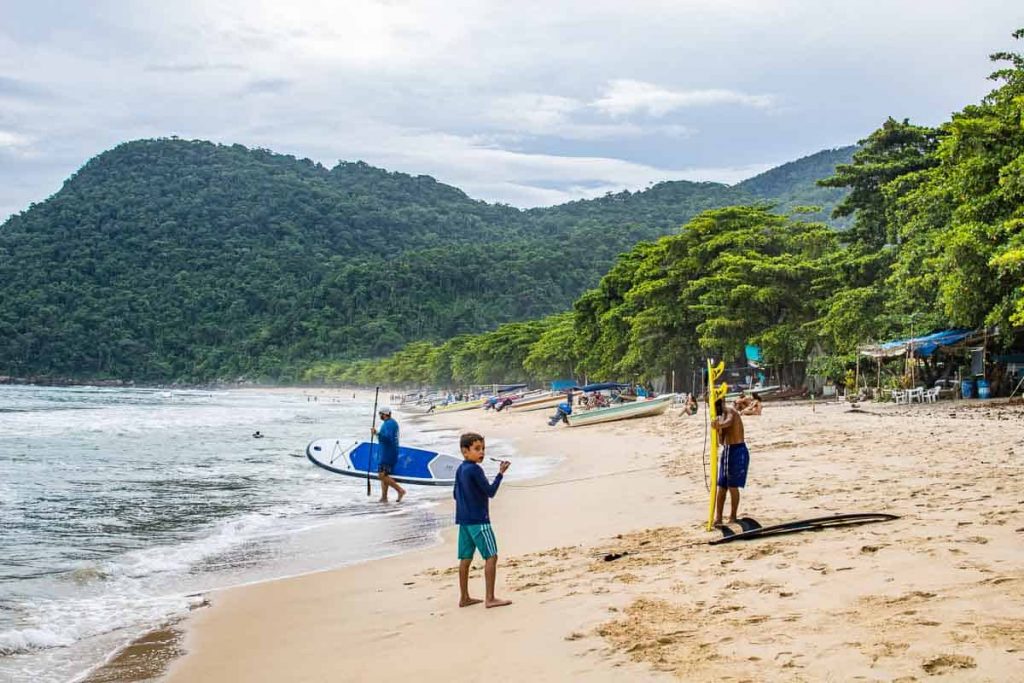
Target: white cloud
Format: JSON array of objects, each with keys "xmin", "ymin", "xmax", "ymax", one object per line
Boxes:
[
  {"xmin": 482, "ymin": 93, "xmax": 697, "ymax": 140},
  {"xmin": 278, "ymin": 124, "xmax": 766, "ymax": 206},
  {"xmin": 0, "ymin": 131, "xmax": 32, "ymax": 149},
  {"xmin": 593, "ymin": 80, "xmax": 776, "ymax": 118}
]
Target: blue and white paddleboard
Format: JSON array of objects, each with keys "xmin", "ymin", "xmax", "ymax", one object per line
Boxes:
[{"xmin": 305, "ymin": 439, "xmax": 461, "ymax": 486}]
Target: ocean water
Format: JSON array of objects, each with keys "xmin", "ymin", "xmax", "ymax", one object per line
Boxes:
[{"xmin": 0, "ymin": 386, "xmax": 550, "ymax": 683}]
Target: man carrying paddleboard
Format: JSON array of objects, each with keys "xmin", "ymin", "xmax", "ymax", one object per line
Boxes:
[{"xmin": 371, "ymin": 407, "xmax": 406, "ymax": 503}]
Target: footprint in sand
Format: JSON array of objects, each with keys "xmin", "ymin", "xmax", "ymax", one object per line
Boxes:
[{"xmin": 921, "ymin": 654, "xmax": 976, "ymax": 675}]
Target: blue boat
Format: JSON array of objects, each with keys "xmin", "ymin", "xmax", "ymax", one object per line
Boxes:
[{"xmin": 306, "ymin": 439, "xmax": 462, "ymax": 486}]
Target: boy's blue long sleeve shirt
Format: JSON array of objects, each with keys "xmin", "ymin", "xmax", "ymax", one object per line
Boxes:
[
  {"xmin": 377, "ymin": 419, "xmax": 399, "ymax": 466},
  {"xmin": 454, "ymin": 461, "xmax": 503, "ymax": 525}
]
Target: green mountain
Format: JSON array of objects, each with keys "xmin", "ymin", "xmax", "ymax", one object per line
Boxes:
[
  {"xmin": 736, "ymin": 146, "xmax": 857, "ymax": 222},
  {"xmin": 0, "ymin": 138, "xmax": 853, "ymax": 382}
]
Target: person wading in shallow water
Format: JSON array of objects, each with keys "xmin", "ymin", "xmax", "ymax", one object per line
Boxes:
[
  {"xmin": 370, "ymin": 407, "xmax": 405, "ymax": 503},
  {"xmin": 712, "ymin": 398, "xmax": 750, "ymax": 526}
]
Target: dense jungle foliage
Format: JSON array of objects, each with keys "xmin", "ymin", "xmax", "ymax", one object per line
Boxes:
[
  {"xmin": 0, "ymin": 132, "xmax": 851, "ymax": 382},
  {"xmin": 308, "ymin": 30, "xmax": 1024, "ymax": 389}
]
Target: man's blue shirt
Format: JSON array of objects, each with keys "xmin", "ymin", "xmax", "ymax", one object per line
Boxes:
[
  {"xmin": 454, "ymin": 461, "xmax": 503, "ymax": 525},
  {"xmin": 377, "ymin": 418, "xmax": 399, "ymax": 466}
]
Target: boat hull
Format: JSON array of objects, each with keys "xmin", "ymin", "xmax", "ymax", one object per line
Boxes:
[
  {"xmin": 510, "ymin": 393, "xmax": 565, "ymax": 412},
  {"xmin": 434, "ymin": 399, "xmax": 484, "ymax": 413},
  {"xmin": 566, "ymin": 395, "xmax": 672, "ymax": 427}
]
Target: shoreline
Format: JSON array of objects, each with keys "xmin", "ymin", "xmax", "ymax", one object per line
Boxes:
[
  {"xmin": 84, "ymin": 398, "xmax": 1024, "ymax": 681},
  {"xmin": 73, "ymin": 398, "xmax": 512, "ymax": 682},
  {"xmin": 4, "ymin": 385, "xmax": 425, "ymax": 683},
  {"xmin": 163, "ymin": 405, "xmax": 689, "ymax": 681}
]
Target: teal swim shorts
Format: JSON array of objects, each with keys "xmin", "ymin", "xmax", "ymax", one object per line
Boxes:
[{"xmin": 457, "ymin": 524, "xmax": 498, "ymax": 560}]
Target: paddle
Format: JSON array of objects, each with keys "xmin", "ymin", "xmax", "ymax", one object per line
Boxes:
[{"xmin": 368, "ymin": 386, "xmax": 380, "ymax": 496}]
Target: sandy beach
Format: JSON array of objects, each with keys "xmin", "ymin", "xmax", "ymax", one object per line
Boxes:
[{"xmin": 153, "ymin": 397, "xmax": 1023, "ymax": 682}]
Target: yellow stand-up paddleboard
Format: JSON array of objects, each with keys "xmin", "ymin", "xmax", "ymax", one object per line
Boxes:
[{"xmin": 706, "ymin": 360, "xmax": 728, "ymax": 531}]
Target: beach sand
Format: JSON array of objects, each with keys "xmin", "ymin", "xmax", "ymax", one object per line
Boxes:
[{"xmin": 159, "ymin": 398, "xmax": 1024, "ymax": 681}]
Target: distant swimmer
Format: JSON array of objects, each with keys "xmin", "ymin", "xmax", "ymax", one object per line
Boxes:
[{"xmin": 253, "ymin": 430, "xmax": 265, "ymax": 439}]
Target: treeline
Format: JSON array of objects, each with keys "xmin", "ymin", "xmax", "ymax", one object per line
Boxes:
[
  {"xmin": 0, "ymin": 131, "xmax": 851, "ymax": 383},
  {"xmin": 305, "ymin": 30, "xmax": 1024, "ymax": 388}
]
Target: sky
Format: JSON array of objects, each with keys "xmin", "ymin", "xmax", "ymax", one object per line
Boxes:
[{"xmin": 0, "ymin": 0, "xmax": 1021, "ymax": 222}]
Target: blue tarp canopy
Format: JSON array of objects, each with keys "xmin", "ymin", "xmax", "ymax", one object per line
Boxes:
[
  {"xmin": 859, "ymin": 329, "xmax": 977, "ymax": 358},
  {"xmin": 549, "ymin": 379, "xmax": 577, "ymax": 391},
  {"xmin": 578, "ymin": 382, "xmax": 631, "ymax": 392}
]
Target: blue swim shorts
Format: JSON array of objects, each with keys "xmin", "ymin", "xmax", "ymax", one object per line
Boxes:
[
  {"xmin": 717, "ymin": 442, "xmax": 750, "ymax": 488},
  {"xmin": 457, "ymin": 524, "xmax": 498, "ymax": 560}
]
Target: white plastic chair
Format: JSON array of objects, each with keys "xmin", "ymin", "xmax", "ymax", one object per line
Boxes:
[
  {"xmin": 907, "ymin": 387, "xmax": 925, "ymax": 403},
  {"xmin": 890, "ymin": 389, "xmax": 906, "ymax": 404},
  {"xmin": 924, "ymin": 386, "xmax": 940, "ymax": 402}
]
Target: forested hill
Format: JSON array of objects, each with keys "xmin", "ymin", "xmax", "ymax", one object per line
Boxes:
[
  {"xmin": 735, "ymin": 146, "xmax": 857, "ymax": 221},
  {"xmin": 0, "ymin": 138, "xmax": 852, "ymax": 382}
]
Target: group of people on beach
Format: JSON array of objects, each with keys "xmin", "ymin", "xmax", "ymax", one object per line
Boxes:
[{"xmin": 365, "ymin": 388, "xmax": 754, "ymax": 609}]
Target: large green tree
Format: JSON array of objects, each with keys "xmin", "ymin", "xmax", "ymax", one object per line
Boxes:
[{"xmin": 888, "ymin": 29, "xmax": 1024, "ymax": 331}]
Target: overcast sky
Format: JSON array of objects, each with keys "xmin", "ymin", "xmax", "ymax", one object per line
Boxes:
[{"xmin": 0, "ymin": 1, "xmax": 1021, "ymax": 222}]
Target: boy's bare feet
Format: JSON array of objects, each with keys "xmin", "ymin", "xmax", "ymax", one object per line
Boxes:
[
  {"xmin": 397, "ymin": 490, "xmax": 405, "ymax": 503},
  {"xmin": 459, "ymin": 598, "xmax": 482, "ymax": 607},
  {"xmin": 379, "ymin": 497, "xmax": 388, "ymax": 503},
  {"xmin": 712, "ymin": 519, "xmax": 723, "ymax": 528},
  {"xmin": 485, "ymin": 598, "xmax": 512, "ymax": 608}
]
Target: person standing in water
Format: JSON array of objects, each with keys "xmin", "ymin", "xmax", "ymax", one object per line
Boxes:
[
  {"xmin": 712, "ymin": 398, "xmax": 750, "ymax": 526},
  {"xmin": 371, "ymin": 407, "xmax": 406, "ymax": 503}
]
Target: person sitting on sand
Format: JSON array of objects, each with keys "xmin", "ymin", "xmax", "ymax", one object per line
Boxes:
[
  {"xmin": 733, "ymin": 391, "xmax": 751, "ymax": 412},
  {"xmin": 494, "ymin": 396, "xmax": 515, "ymax": 412},
  {"xmin": 740, "ymin": 392, "xmax": 762, "ymax": 416},
  {"xmin": 712, "ymin": 398, "xmax": 750, "ymax": 527},
  {"xmin": 454, "ymin": 432, "xmax": 511, "ymax": 609},
  {"xmin": 685, "ymin": 394, "xmax": 698, "ymax": 416}
]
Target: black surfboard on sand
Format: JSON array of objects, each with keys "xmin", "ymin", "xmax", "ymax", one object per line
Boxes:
[{"xmin": 710, "ymin": 513, "xmax": 899, "ymax": 545}]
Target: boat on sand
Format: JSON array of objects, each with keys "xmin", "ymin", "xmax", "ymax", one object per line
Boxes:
[
  {"xmin": 508, "ymin": 392, "xmax": 566, "ymax": 412},
  {"xmin": 566, "ymin": 394, "xmax": 673, "ymax": 427}
]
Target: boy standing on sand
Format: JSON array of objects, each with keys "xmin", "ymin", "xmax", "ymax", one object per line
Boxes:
[
  {"xmin": 712, "ymin": 398, "xmax": 750, "ymax": 526},
  {"xmin": 454, "ymin": 432, "xmax": 512, "ymax": 608}
]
